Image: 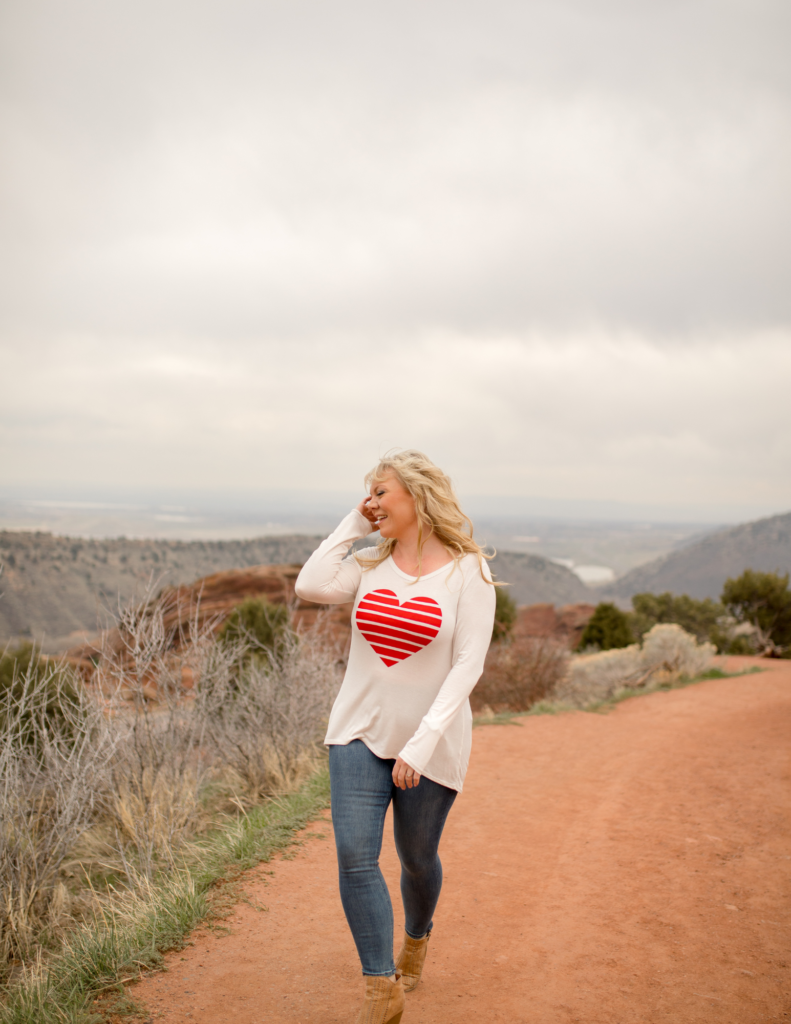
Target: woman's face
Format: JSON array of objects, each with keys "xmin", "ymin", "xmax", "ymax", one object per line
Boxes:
[{"xmin": 367, "ymin": 473, "xmax": 417, "ymax": 540}]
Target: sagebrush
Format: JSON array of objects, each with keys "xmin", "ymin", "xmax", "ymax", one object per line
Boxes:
[{"xmin": 555, "ymin": 623, "xmax": 716, "ymax": 708}]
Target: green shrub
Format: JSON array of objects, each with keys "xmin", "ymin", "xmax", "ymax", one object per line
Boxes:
[
  {"xmin": 717, "ymin": 634, "xmax": 754, "ymax": 656},
  {"xmin": 0, "ymin": 642, "xmax": 85, "ymax": 752},
  {"xmin": 0, "ymin": 641, "xmax": 40, "ymax": 693},
  {"xmin": 721, "ymin": 569, "xmax": 790, "ymax": 655},
  {"xmin": 578, "ymin": 602, "xmax": 634, "ymax": 651},
  {"xmin": 721, "ymin": 569, "xmax": 791, "ymax": 655},
  {"xmin": 218, "ymin": 597, "xmax": 292, "ymax": 659},
  {"xmin": 492, "ymin": 588, "xmax": 517, "ymax": 642},
  {"xmin": 628, "ymin": 592, "xmax": 725, "ymax": 644}
]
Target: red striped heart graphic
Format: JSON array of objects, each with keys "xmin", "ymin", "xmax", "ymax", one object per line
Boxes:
[{"xmin": 356, "ymin": 589, "xmax": 442, "ymax": 668}]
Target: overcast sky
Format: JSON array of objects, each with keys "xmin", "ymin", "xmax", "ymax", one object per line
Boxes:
[{"xmin": 2, "ymin": 0, "xmax": 790, "ymax": 521}]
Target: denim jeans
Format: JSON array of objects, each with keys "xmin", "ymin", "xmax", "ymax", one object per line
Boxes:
[{"xmin": 329, "ymin": 740, "xmax": 458, "ymax": 976}]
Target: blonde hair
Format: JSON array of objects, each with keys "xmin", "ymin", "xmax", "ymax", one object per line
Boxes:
[{"xmin": 355, "ymin": 449, "xmax": 497, "ymax": 584}]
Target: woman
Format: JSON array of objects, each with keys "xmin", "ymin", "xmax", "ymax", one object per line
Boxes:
[{"xmin": 295, "ymin": 450, "xmax": 496, "ymax": 1024}]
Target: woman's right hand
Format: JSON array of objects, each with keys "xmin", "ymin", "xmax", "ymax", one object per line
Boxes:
[{"xmin": 355, "ymin": 496, "xmax": 379, "ymax": 531}]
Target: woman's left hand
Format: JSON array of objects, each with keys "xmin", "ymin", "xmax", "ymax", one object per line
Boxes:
[{"xmin": 393, "ymin": 757, "xmax": 421, "ymax": 790}]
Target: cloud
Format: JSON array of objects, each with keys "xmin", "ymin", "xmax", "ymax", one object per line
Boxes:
[
  {"xmin": 3, "ymin": 331, "xmax": 790, "ymax": 514},
  {"xmin": 1, "ymin": 1, "xmax": 790, "ymax": 511},
  {"xmin": 3, "ymin": 0, "xmax": 790, "ymax": 335}
]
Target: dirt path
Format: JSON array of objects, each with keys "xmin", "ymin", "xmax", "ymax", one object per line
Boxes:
[{"xmin": 132, "ymin": 658, "xmax": 791, "ymax": 1023}]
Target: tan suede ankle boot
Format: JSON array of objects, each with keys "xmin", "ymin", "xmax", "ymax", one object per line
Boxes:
[
  {"xmin": 355, "ymin": 972, "xmax": 405, "ymax": 1024},
  {"xmin": 395, "ymin": 930, "xmax": 431, "ymax": 992}
]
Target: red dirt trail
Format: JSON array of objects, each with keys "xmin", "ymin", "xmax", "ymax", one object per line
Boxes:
[{"xmin": 132, "ymin": 658, "xmax": 791, "ymax": 1023}]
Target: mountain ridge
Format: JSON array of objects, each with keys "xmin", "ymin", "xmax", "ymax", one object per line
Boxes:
[
  {"xmin": 0, "ymin": 530, "xmax": 590, "ymax": 648},
  {"xmin": 601, "ymin": 510, "xmax": 791, "ymax": 602}
]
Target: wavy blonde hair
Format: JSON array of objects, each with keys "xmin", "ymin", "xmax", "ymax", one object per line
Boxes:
[{"xmin": 355, "ymin": 449, "xmax": 497, "ymax": 584}]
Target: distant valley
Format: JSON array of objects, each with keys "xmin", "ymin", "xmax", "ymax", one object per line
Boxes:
[
  {"xmin": 2, "ymin": 509, "xmax": 788, "ymax": 648},
  {"xmin": 0, "ymin": 532, "xmax": 324, "ymax": 648},
  {"xmin": 0, "ymin": 531, "xmax": 590, "ymax": 649},
  {"xmin": 602, "ymin": 510, "xmax": 791, "ymax": 602}
]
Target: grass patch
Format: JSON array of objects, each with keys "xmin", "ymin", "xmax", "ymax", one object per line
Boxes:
[
  {"xmin": 473, "ymin": 664, "xmax": 764, "ymax": 726},
  {"xmin": 694, "ymin": 666, "xmax": 763, "ymax": 681},
  {"xmin": 583, "ymin": 664, "xmax": 764, "ymax": 714},
  {"xmin": 472, "ymin": 709, "xmax": 525, "ymax": 727},
  {"xmin": 0, "ymin": 766, "xmax": 331, "ymax": 1024}
]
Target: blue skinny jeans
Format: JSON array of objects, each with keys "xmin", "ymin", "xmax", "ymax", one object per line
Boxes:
[{"xmin": 329, "ymin": 739, "xmax": 457, "ymax": 976}]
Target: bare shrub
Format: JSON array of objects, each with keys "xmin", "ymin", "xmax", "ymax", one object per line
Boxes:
[
  {"xmin": 197, "ymin": 618, "xmax": 343, "ymax": 800},
  {"xmin": 555, "ymin": 623, "xmax": 716, "ymax": 708},
  {"xmin": 0, "ymin": 658, "xmax": 115, "ymax": 973},
  {"xmin": 0, "ymin": 582, "xmax": 344, "ymax": 976},
  {"xmin": 471, "ymin": 636, "xmax": 570, "ymax": 713},
  {"xmin": 92, "ymin": 589, "xmax": 341, "ymax": 871},
  {"xmin": 93, "ymin": 586, "xmax": 241, "ymax": 879}
]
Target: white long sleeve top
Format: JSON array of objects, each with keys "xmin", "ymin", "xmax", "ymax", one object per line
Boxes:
[{"xmin": 295, "ymin": 510, "xmax": 496, "ymax": 791}]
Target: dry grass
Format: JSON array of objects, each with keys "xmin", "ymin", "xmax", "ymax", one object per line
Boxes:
[
  {"xmin": 0, "ymin": 768, "xmax": 331, "ymax": 1024},
  {"xmin": 0, "ymin": 583, "xmax": 342, "ymax": 997},
  {"xmin": 0, "ymin": 659, "xmax": 115, "ymax": 974}
]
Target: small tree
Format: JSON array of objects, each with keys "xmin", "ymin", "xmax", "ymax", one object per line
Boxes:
[
  {"xmin": 579, "ymin": 602, "xmax": 633, "ymax": 651},
  {"xmin": 492, "ymin": 588, "xmax": 517, "ymax": 643},
  {"xmin": 721, "ymin": 570, "xmax": 791, "ymax": 656},
  {"xmin": 629, "ymin": 592, "xmax": 725, "ymax": 644},
  {"xmin": 218, "ymin": 596, "xmax": 292, "ymax": 659}
]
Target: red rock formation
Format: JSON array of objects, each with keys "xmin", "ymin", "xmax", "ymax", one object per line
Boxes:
[
  {"xmin": 556, "ymin": 603, "xmax": 597, "ymax": 644},
  {"xmin": 514, "ymin": 603, "xmax": 558, "ymax": 638},
  {"xmin": 151, "ymin": 563, "xmax": 351, "ymax": 640},
  {"xmin": 514, "ymin": 602, "xmax": 596, "ymax": 649},
  {"xmin": 63, "ymin": 563, "xmax": 353, "ymax": 677}
]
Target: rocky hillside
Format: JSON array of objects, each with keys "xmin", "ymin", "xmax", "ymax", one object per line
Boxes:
[
  {"xmin": 0, "ymin": 531, "xmax": 591, "ymax": 648},
  {"xmin": 0, "ymin": 532, "xmax": 323, "ymax": 647},
  {"xmin": 602, "ymin": 510, "xmax": 791, "ymax": 602},
  {"xmin": 489, "ymin": 551, "xmax": 592, "ymax": 606}
]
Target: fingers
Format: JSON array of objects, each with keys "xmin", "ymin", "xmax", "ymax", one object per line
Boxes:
[
  {"xmin": 392, "ymin": 758, "xmax": 421, "ymax": 790},
  {"xmin": 355, "ymin": 496, "xmax": 379, "ymax": 527},
  {"xmin": 355, "ymin": 496, "xmax": 373, "ymax": 520}
]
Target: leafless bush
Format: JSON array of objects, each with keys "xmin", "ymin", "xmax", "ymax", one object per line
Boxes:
[
  {"xmin": 91, "ymin": 587, "xmax": 342, "ymax": 873},
  {"xmin": 197, "ymin": 618, "xmax": 343, "ymax": 800},
  {"xmin": 0, "ymin": 583, "xmax": 344, "ymax": 973},
  {"xmin": 92, "ymin": 586, "xmax": 241, "ymax": 879},
  {"xmin": 0, "ymin": 659, "xmax": 115, "ymax": 972},
  {"xmin": 471, "ymin": 636, "xmax": 570, "ymax": 713}
]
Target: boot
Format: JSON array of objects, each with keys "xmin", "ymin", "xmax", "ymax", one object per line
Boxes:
[
  {"xmin": 355, "ymin": 972, "xmax": 405, "ymax": 1024},
  {"xmin": 395, "ymin": 930, "xmax": 431, "ymax": 992}
]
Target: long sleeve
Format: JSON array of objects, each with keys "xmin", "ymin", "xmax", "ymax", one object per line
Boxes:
[
  {"xmin": 294, "ymin": 510, "xmax": 373, "ymax": 604},
  {"xmin": 398, "ymin": 563, "xmax": 495, "ymax": 774}
]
